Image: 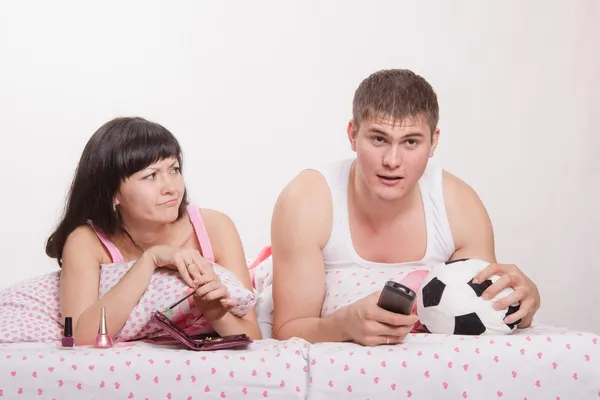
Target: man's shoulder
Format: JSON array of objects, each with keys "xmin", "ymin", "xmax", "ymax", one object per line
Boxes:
[
  {"xmin": 282, "ymin": 157, "xmax": 353, "ymax": 198},
  {"xmin": 272, "ymin": 161, "xmax": 338, "ymax": 223},
  {"xmin": 278, "ymin": 168, "xmax": 332, "ymax": 208},
  {"xmin": 442, "ymin": 170, "xmax": 480, "ymax": 203},
  {"xmin": 442, "ymin": 169, "xmax": 493, "ymax": 251},
  {"xmin": 271, "ymin": 164, "xmax": 334, "ymax": 249},
  {"xmin": 308, "ymin": 157, "xmax": 354, "ymax": 181}
]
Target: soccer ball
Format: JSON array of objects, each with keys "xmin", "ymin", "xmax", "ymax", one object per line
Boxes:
[{"xmin": 416, "ymin": 258, "xmax": 522, "ymax": 335}]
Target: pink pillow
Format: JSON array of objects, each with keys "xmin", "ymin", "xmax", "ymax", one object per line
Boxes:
[
  {"xmin": 320, "ymin": 266, "xmax": 429, "ymax": 331},
  {"xmin": 102, "ymin": 260, "xmax": 256, "ymax": 341},
  {"xmin": 0, "ymin": 261, "xmax": 256, "ymax": 343},
  {"xmin": 0, "ymin": 271, "xmax": 63, "ymax": 343}
]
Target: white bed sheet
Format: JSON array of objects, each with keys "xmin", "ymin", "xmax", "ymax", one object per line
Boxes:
[
  {"xmin": 0, "ymin": 338, "xmax": 310, "ymax": 400},
  {"xmin": 306, "ymin": 325, "xmax": 600, "ymax": 400},
  {"xmin": 1, "ymin": 326, "xmax": 599, "ymax": 400}
]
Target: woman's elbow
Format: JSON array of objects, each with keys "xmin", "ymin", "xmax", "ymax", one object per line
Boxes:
[{"xmin": 246, "ymin": 320, "xmax": 263, "ymax": 340}]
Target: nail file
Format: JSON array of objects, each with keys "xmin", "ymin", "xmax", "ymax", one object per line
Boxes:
[{"xmin": 167, "ymin": 286, "xmax": 199, "ymax": 310}]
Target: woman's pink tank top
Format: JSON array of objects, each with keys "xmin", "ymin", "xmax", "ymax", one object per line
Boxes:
[{"xmin": 88, "ymin": 204, "xmax": 215, "ymax": 263}]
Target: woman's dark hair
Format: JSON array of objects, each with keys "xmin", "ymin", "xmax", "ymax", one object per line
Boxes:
[{"xmin": 45, "ymin": 116, "xmax": 188, "ymax": 266}]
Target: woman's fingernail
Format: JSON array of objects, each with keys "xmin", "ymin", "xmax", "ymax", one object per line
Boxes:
[
  {"xmin": 482, "ymin": 293, "xmax": 489, "ymax": 300},
  {"xmin": 472, "ymin": 278, "xmax": 479, "ymax": 284}
]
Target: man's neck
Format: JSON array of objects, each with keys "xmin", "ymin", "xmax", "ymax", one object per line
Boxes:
[{"xmin": 350, "ymin": 164, "xmax": 421, "ymax": 227}]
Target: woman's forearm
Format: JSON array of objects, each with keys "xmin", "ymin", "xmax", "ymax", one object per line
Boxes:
[
  {"xmin": 73, "ymin": 253, "xmax": 156, "ymax": 345},
  {"xmin": 210, "ymin": 312, "xmax": 262, "ymax": 340}
]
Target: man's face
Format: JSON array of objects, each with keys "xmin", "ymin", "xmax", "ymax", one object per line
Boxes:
[{"xmin": 348, "ymin": 114, "xmax": 439, "ymax": 202}]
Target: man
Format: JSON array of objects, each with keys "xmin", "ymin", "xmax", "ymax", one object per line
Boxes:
[{"xmin": 270, "ymin": 69, "xmax": 541, "ymax": 346}]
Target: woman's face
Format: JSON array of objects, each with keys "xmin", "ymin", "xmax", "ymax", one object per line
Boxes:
[{"xmin": 114, "ymin": 157, "xmax": 185, "ymax": 226}]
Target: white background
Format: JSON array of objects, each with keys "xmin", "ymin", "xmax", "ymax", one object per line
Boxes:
[{"xmin": 0, "ymin": 1, "xmax": 598, "ymax": 334}]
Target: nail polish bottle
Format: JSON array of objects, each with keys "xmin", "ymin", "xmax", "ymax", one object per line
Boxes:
[
  {"xmin": 61, "ymin": 317, "xmax": 75, "ymax": 347},
  {"xmin": 94, "ymin": 306, "xmax": 114, "ymax": 349}
]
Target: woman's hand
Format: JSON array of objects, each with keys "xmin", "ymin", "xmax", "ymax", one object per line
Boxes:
[
  {"xmin": 193, "ymin": 275, "xmax": 236, "ymax": 322},
  {"xmin": 146, "ymin": 245, "xmax": 217, "ymax": 288}
]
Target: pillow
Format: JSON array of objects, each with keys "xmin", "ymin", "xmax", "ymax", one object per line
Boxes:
[
  {"xmin": 320, "ymin": 266, "xmax": 429, "ymax": 317},
  {"xmin": 321, "ymin": 266, "xmax": 431, "ymax": 332},
  {"xmin": 0, "ymin": 260, "xmax": 256, "ymax": 343},
  {"xmin": 248, "ymin": 245, "xmax": 273, "ymax": 293},
  {"xmin": 104, "ymin": 260, "xmax": 257, "ymax": 341},
  {"xmin": 0, "ymin": 271, "xmax": 63, "ymax": 343},
  {"xmin": 251, "ymin": 259, "xmax": 431, "ymax": 336}
]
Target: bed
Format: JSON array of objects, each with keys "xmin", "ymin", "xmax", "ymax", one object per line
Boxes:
[
  {"xmin": 1, "ymin": 251, "xmax": 599, "ymax": 399},
  {"xmin": 306, "ymin": 325, "xmax": 600, "ymax": 400},
  {"xmin": 0, "ymin": 338, "xmax": 310, "ymax": 400},
  {"xmin": 1, "ymin": 325, "xmax": 598, "ymax": 399}
]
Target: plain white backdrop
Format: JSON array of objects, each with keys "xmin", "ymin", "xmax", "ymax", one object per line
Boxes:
[{"xmin": 0, "ymin": 1, "xmax": 598, "ymax": 334}]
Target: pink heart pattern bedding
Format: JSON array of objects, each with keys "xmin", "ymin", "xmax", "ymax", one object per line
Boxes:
[{"xmin": 0, "ymin": 260, "xmax": 256, "ymax": 343}]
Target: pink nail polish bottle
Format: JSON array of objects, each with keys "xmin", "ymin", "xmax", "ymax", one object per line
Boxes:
[
  {"xmin": 94, "ymin": 307, "xmax": 114, "ymax": 349},
  {"xmin": 61, "ymin": 317, "xmax": 75, "ymax": 347}
]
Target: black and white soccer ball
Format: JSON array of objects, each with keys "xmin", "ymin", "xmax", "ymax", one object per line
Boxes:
[{"xmin": 417, "ymin": 258, "xmax": 522, "ymax": 335}]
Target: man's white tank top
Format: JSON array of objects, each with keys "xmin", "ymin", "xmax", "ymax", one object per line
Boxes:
[{"xmin": 311, "ymin": 157, "xmax": 456, "ymax": 271}]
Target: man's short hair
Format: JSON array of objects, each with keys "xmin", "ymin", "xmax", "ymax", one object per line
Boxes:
[{"xmin": 352, "ymin": 69, "xmax": 439, "ymax": 134}]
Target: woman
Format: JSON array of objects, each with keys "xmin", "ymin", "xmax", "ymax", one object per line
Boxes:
[{"xmin": 46, "ymin": 116, "xmax": 261, "ymax": 345}]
